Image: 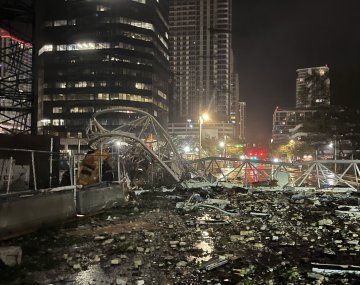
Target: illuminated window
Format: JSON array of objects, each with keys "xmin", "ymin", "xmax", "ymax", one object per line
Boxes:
[
  {"xmin": 97, "ymin": 93, "xmax": 109, "ymax": 100},
  {"xmin": 97, "ymin": 5, "xmax": 109, "ymax": 11},
  {"xmin": 52, "ymin": 119, "xmax": 64, "ymax": 126},
  {"xmin": 57, "ymin": 45, "xmax": 67, "ymax": 51},
  {"xmin": 38, "ymin": 44, "xmax": 53, "ymax": 55},
  {"xmin": 96, "ymin": 43, "xmax": 110, "ymax": 49},
  {"xmin": 52, "ymin": 107, "xmax": 63, "ymax": 113},
  {"xmin": 113, "ymin": 17, "xmax": 154, "ymax": 31},
  {"xmin": 158, "ymin": 34, "xmax": 168, "ymax": 49},
  {"xmin": 135, "ymin": 82, "xmax": 151, "ymax": 90},
  {"xmin": 56, "ymin": 82, "xmax": 66, "ymax": 88},
  {"xmin": 75, "ymin": 81, "xmax": 87, "ymax": 88},
  {"xmin": 54, "ymin": 20, "xmax": 67, "ymax": 26},
  {"xmin": 122, "ymin": 31, "xmax": 151, "ymax": 42},
  {"xmin": 157, "ymin": 90, "xmax": 167, "ymax": 99},
  {"xmin": 70, "ymin": 107, "xmax": 94, "ymax": 113}
]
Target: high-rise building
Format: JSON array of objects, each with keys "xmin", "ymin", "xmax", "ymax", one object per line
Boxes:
[
  {"xmin": 238, "ymin": 101, "xmax": 246, "ymax": 142},
  {"xmin": 169, "ymin": 0, "xmax": 233, "ymax": 124},
  {"xmin": 296, "ymin": 66, "xmax": 330, "ymax": 109},
  {"xmin": 35, "ymin": 0, "xmax": 169, "ymax": 143},
  {"xmin": 272, "ymin": 107, "xmax": 317, "ymax": 143}
]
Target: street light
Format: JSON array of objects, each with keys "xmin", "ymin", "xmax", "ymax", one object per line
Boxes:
[
  {"xmin": 183, "ymin": 145, "xmax": 191, "ymax": 153},
  {"xmin": 186, "ymin": 119, "xmax": 192, "ymax": 136},
  {"xmin": 199, "ymin": 113, "xmax": 210, "ymax": 159}
]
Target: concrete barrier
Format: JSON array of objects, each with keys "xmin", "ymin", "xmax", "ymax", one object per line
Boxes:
[
  {"xmin": 0, "ymin": 189, "xmax": 76, "ymax": 238},
  {"xmin": 76, "ymin": 184, "xmax": 128, "ymax": 215},
  {"xmin": 0, "ymin": 183, "xmax": 128, "ymax": 240}
]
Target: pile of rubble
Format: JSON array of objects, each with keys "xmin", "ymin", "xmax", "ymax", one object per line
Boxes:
[{"xmin": 0, "ymin": 186, "xmax": 359, "ymax": 284}]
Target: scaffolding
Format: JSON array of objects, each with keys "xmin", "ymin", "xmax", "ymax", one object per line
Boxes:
[{"xmin": 0, "ymin": 28, "xmax": 33, "ymax": 134}]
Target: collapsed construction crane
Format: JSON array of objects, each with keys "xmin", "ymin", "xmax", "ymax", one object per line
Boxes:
[{"xmin": 78, "ymin": 107, "xmax": 193, "ymax": 186}]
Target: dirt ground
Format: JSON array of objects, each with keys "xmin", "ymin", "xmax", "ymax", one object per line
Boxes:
[{"xmin": 0, "ymin": 187, "xmax": 359, "ymax": 284}]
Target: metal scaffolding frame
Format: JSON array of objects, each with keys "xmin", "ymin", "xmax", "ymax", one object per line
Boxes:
[
  {"xmin": 0, "ymin": 31, "xmax": 33, "ymax": 134},
  {"xmin": 0, "ymin": 0, "xmax": 35, "ymax": 134}
]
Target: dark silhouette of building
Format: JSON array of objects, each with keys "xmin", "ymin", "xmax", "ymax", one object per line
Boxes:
[{"xmin": 35, "ymin": 0, "xmax": 169, "ymax": 145}]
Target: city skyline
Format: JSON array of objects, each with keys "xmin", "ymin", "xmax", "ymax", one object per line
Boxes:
[
  {"xmin": 1, "ymin": 0, "xmax": 360, "ymax": 145},
  {"xmin": 232, "ymin": 0, "xmax": 360, "ymax": 143}
]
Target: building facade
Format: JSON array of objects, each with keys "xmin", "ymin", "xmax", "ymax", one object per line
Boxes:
[
  {"xmin": 296, "ymin": 66, "xmax": 330, "ymax": 109},
  {"xmin": 35, "ymin": 0, "xmax": 169, "ymax": 141},
  {"xmin": 272, "ymin": 107, "xmax": 317, "ymax": 143},
  {"xmin": 168, "ymin": 122, "xmax": 235, "ymax": 139},
  {"xmin": 238, "ymin": 101, "xmax": 246, "ymax": 141},
  {"xmin": 169, "ymin": 0, "xmax": 234, "ymax": 124}
]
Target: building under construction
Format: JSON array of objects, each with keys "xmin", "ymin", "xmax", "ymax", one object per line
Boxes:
[{"xmin": 0, "ymin": 0, "xmax": 35, "ymax": 134}]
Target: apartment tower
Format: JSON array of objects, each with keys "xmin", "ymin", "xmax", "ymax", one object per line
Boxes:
[{"xmin": 169, "ymin": 0, "xmax": 234, "ymax": 124}]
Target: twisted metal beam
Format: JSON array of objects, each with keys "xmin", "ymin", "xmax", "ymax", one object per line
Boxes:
[{"xmin": 87, "ymin": 107, "xmax": 188, "ymax": 183}]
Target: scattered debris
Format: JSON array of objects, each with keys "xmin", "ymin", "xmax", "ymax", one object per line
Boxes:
[
  {"xmin": 0, "ymin": 246, "xmax": 22, "ymax": 267},
  {"xmin": 0, "ymin": 187, "xmax": 359, "ymax": 284},
  {"xmin": 202, "ymin": 257, "xmax": 229, "ymax": 271}
]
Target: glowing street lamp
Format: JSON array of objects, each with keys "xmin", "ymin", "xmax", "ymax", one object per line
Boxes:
[
  {"xmin": 183, "ymin": 145, "xmax": 191, "ymax": 153},
  {"xmin": 199, "ymin": 113, "xmax": 210, "ymax": 159}
]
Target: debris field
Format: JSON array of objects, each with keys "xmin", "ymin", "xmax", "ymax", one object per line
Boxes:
[{"xmin": 0, "ymin": 186, "xmax": 359, "ymax": 284}]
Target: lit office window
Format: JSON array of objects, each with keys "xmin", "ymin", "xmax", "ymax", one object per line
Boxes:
[
  {"xmin": 56, "ymin": 82, "xmax": 67, "ymax": 88},
  {"xmin": 52, "ymin": 107, "xmax": 63, "ymax": 113},
  {"xmin": 70, "ymin": 107, "xmax": 94, "ymax": 113},
  {"xmin": 52, "ymin": 119, "xmax": 65, "ymax": 126},
  {"xmin": 97, "ymin": 5, "xmax": 109, "ymax": 11},
  {"xmin": 135, "ymin": 82, "xmax": 151, "ymax": 90},
  {"xmin": 54, "ymin": 20, "xmax": 67, "ymax": 26},
  {"xmin": 56, "ymin": 45, "xmax": 67, "ymax": 51},
  {"xmin": 157, "ymin": 90, "xmax": 167, "ymax": 99},
  {"xmin": 113, "ymin": 17, "xmax": 154, "ymax": 31},
  {"xmin": 97, "ymin": 93, "xmax": 109, "ymax": 100},
  {"xmin": 38, "ymin": 44, "xmax": 53, "ymax": 55}
]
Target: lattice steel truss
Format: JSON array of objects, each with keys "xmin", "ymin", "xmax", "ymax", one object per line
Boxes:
[
  {"xmin": 87, "ymin": 107, "xmax": 191, "ymax": 183},
  {"xmin": 0, "ymin": 29, "xmax": 33, "ymax": 134}
]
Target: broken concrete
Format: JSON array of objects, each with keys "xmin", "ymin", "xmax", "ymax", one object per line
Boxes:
[
  {"xmin": 0, "ymin": 187, "xmax": 359, "ymax": 284},
  {"xmin": 0, "ymin": 246, "xmax": 22, "ymax": 267}
]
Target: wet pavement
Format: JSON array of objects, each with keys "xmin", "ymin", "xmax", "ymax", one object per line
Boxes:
[{"xmin": 0, "ymin": 187, "xmax": 360, "ymax": 284}]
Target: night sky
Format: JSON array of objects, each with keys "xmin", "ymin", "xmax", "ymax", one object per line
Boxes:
[{"xmin": 232, "ymin": 0, "xmax": 360, "ymax": 144}]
